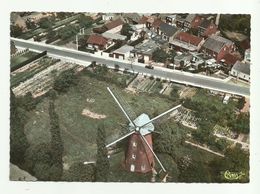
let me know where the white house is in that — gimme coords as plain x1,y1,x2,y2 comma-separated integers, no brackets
230,61,250,82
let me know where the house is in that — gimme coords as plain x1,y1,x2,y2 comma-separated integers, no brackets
131,40,160,63
102,32,127,41
138,16,149,25
158,22,179,41
123,13,141,24
174,53,193,66
101,13,115,21
165,15,177,26
113,45,134,60
150,18,163,32
198,19,218,37
200,35,235,62
183,14,202,31
169,32,204,52
129,24,148,41
86,34,112,50
221,53,241,69
104,18,124,33
230,61,250,82
175,14,187,28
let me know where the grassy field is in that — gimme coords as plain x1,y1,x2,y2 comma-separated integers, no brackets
23,69,221,181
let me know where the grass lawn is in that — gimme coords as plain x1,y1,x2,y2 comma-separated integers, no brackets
23,69,221,181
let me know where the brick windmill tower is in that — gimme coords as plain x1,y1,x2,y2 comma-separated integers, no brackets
106,87,181,175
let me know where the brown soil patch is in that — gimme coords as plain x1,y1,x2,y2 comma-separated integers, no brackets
82,108,107,119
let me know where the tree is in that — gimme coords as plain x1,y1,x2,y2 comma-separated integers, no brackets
10,90,29,165
25,19,37,30
62,162,95,181
95,123,109,182
53,69,78,93
121,23,132,39
10,24,23,37
230,112,249,134
178,159,212,182
152,48,168,63
78,14,93,28
48,90,64,180
209,146,249,182
38,17,52,29
237,97,246,110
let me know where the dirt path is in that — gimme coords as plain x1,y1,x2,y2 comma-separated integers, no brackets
185,140,225,157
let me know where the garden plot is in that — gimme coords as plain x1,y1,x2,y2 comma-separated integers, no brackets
179,87,197,99
126,75,163,94
12,60,82,97
11,50,39,70
170,107,200,129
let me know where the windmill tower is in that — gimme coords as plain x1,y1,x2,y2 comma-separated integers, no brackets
106,87,181,176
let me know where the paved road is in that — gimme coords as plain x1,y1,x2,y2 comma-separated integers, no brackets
11,38,250,97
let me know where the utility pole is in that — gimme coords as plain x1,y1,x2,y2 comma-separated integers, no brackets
128,55,135,74
76,28,85,50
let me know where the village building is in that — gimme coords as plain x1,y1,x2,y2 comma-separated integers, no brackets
169,32,204,52
112,45,134,60
230,61,250,82
158,22,179,41
102,31,127,41
198,19,218,38
200,35,235,62
165,15,177,26
86,34,113,50
104,18,124,34
183,14,202,31
131,40,160,63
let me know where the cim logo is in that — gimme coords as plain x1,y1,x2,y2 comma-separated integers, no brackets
223,170,245,180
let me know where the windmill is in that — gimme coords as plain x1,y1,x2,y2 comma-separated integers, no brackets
106,87,181,178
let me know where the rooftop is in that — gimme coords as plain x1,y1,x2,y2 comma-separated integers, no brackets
175,32,204,46
105,18,124,30
131,40,159,56
232,61,250,75
87,34,108,46
102,32,127,40
159,22,178,37
202,35,233,53
113,45,134,54
129,113,154,136
185,14,196,23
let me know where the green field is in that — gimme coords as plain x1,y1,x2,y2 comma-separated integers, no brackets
22,69,222,181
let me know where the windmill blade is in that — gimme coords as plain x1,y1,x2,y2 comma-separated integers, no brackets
140,133,166,172
106,130,135,148
107,87,136,127
140,104,182,128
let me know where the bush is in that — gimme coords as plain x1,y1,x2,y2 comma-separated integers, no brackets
53,69,78,93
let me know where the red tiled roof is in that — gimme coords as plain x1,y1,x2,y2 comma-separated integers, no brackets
175,32,203,46
222,53,241,65
138,16,148,24
86,34,108,46
105,18,124,30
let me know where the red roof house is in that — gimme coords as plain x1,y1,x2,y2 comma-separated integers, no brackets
86,34,111,50
104,18,124,33
169,32,204,52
